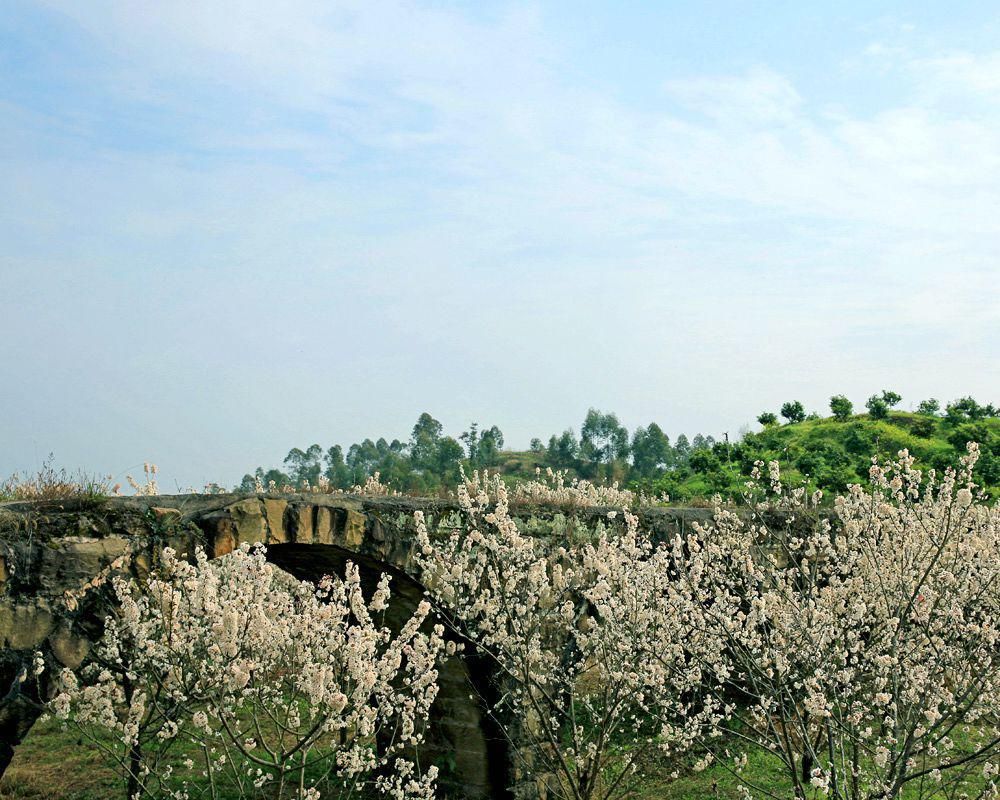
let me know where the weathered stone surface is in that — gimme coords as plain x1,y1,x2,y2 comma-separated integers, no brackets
343,510,366,548
209,516,236,557
48,626,89,668
288,504,314,544
150,507,181,521
262,499,288,543
229,499,266,545
314,506,334,545
0,602,54,649
39,536,130,587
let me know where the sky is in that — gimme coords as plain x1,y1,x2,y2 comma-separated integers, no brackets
2,1,999,490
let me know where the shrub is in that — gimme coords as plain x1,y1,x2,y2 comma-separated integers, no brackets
829,394,854,421
866,394,889,419
757,411,779,428
780,401,806,424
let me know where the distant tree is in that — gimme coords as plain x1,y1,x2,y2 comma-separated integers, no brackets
880,390,902,409
866,395,889,420
829,395,854,421
324,445,352,488
945,396,987,423
674,434,692,465
346,439,380,482
757,412,779,428
780,401,806,424
435,436,466,485
476,425,504,468
579,409,629,478
461,423,505,469
529,438,545,453
237,471,260,493
688,449,722,475
917,398,941,416
283,444,323,486
631,423,672,478
547,430,579,470
410,413,444,472
459,423,480,462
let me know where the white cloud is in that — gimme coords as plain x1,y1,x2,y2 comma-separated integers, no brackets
4,3,1000,483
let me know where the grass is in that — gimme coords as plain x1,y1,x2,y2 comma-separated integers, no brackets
0,718,119,800
629,743,792,799
13,716,995,800
0,455,112,503
3,711,385,800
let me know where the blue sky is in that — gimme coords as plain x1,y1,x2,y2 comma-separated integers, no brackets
2,1,999,489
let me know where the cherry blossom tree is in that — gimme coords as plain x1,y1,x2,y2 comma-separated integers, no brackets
674,444,1000,799
415,474,723,800
49,544,445,800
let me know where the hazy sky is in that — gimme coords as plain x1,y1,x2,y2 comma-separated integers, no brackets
2,1,999,490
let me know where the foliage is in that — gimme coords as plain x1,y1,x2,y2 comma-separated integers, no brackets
780,402,806,424
828,394,853,421
916,398,941,416
235,396,1000,504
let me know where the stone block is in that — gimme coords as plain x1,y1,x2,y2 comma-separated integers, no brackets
263,499,289,543
0,602,54,649
344,510,366,548
39,536,131,588
315,506,334,545
229,499,266,546
288,505,314,544
213,518,236,557
48,626,90,668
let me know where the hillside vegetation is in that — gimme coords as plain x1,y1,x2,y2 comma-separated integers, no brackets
239,393,1000,502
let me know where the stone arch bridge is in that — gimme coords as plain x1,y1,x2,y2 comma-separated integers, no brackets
0,494,711,799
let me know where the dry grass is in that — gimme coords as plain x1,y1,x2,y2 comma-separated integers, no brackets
0,718,119,800
0,455,112,502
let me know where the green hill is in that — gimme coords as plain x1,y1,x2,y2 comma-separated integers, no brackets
645,410,1000,503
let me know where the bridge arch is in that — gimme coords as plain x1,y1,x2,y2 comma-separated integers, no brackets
0,492,711,798
0,494,515,799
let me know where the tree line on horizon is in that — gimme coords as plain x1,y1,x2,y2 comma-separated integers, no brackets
238,393,1000,500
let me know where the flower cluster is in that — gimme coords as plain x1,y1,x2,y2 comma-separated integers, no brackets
124,463,159,496
460,466,639,509
50,544,444,800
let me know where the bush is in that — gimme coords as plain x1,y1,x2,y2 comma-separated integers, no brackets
780,401,806,424
829,394,853,421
